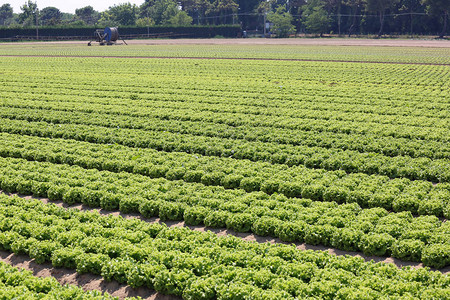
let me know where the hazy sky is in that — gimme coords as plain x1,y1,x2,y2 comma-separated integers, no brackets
5,1,144,14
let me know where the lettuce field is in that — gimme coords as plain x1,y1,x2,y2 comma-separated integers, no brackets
0,41,449,299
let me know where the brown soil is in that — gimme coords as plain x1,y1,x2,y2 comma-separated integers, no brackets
6,38,450,48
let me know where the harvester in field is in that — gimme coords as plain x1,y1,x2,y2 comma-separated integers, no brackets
88,27,127,46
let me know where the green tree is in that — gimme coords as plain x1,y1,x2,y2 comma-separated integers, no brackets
422,0,450,38
302,0,331,36
179,0,212,25
0,3,13,26
267,5,296,37
97,11,117,27
108,3,138,26
168,10,194,25
345,0,364,36
209,0,239,24
18,0,38,26
40,7,61,26
236,0,261,29
75,6,99,25
366,0,400,36
141,0,180,25
136,16,155,27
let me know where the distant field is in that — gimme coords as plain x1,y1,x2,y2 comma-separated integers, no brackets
1,38,450,64
0,41,449,299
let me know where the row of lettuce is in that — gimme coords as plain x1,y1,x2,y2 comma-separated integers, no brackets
0,156,449,268
2,84,448,134
0,261,126,299
0,195,448,299
2,44,450,64
3,103,448,165
2,54,448,93
3,93,448,146
1,111,449,186
3,69,448,121
0,132,448,218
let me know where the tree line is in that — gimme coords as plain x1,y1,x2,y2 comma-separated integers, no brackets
0,0,448,38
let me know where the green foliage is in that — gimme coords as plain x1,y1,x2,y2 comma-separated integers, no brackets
421,244,450,268
359,233,395,256
267,5,296,37
302,0,331,35
225,213,255,232
391,239,424,262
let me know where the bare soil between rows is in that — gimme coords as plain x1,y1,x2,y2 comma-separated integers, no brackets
0,192,448,299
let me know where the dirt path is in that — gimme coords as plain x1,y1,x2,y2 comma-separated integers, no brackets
4,38,450,48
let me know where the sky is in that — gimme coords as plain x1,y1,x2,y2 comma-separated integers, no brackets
4,0,144,14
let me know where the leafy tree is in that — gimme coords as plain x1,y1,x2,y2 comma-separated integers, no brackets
75,6,99,25
161,1,180,24
289,0,307,31
236,0,260,29
422,0,450,38
40,7,61,26
136,16,155,27
141,0,180,25
168,11,194,25
366,0,401,36
179,0,213,25
108,3,138,26
209,0,239,24
302,0,331,36
97,11,117,27
18,0,38,26
267,5,296,37
0,3,13,26
345,0,364,36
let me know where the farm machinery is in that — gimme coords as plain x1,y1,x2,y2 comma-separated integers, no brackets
88,27,127,46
